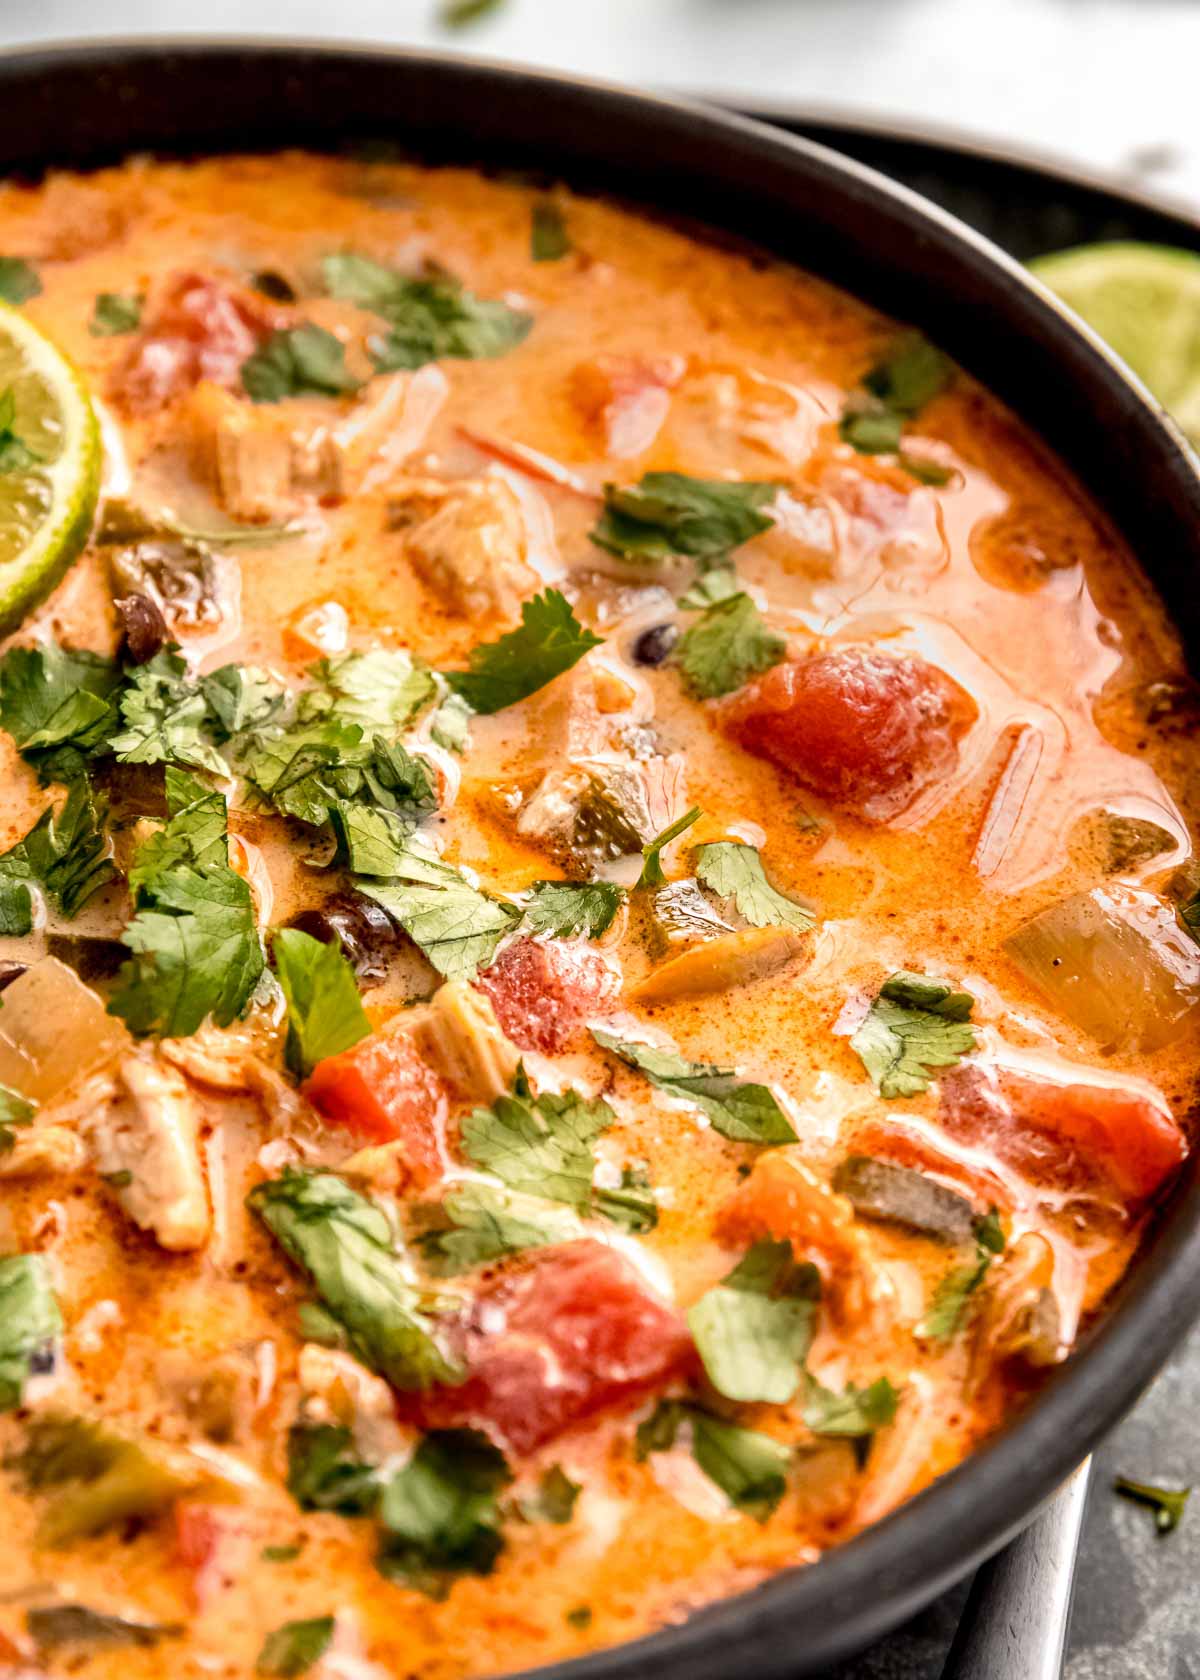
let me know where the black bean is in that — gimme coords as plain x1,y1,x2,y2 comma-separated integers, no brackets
115,592,168,665
632,623,678,667
288,891,399,983
0,962,27,993
251,269,297,303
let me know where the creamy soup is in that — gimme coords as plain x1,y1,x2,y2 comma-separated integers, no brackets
0,151,1195,1680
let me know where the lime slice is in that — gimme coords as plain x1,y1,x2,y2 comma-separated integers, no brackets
1030,242,1200,449
0,301,100,633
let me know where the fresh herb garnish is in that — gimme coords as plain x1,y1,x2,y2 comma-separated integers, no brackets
377,1429,511,1596
519,1464,580,1523
0,775,116,925
89,292,143,337
636,1401,790,1521
1114,1474,1191,1534
262,1542,304,1562
286,1423,382,1516
592,1164,658,1233
802,1374,900,1437
248,1169,462,1390
676,592,786,700
272,928,371,1079
0,1084,34,1153
918,1209,1005,1342
840,333,952,460
637,806,702,889
677,566,739,610
591,474,779,564
593,1030,797,1146
531,202,571,263
460,1068,615,1212
522,879,624,940
256,1615,335,1677
693,841,813,930
0,257,41,305
850,971,977,1098
688,1239,820,1403
438,0,506,25
0,1254,61,1411
242,324,361,403
0,641,121,782
110,649,230,776
429,689,473,754
357,839,519,981
415,1182,583,1275
443,589,602,715
323,252,532,371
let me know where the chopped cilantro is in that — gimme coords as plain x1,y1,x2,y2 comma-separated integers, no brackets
0,257,40,305
688,1239,820,1403
531,202,571,263
242,324,361,402
918,1210,1006,1342
592,1164,658,1233
272,928,370,1079
323,252,532,371
0,642,121,782
0,775,116,922
566,1606,593,1629
637,805,702,889
414,1182,583,1275
89,292,143,337
286,1423,382,1516
0,1254,61,1411
522,879,624,939
840,333,952,468
256,1615,335,1676
460,1068,615,1211
377,1429,511,1595
307,650,435,734
677,565,739,610
1114,1474,1190,1534
636,1401,790,1521
358,839,518,980
593,1030,796,1146
261,1542,304,1563
676,592,785,700
802,1374,900,1437
331,803,415,878
201,665,288,736
591,474,779,563
110,650,230,776
0,1084,34,1153
850,971,977,1098
444,589,602,714
693,841,813,930
429,689,473,754
248,1169,462,1391
519,1464,580,1523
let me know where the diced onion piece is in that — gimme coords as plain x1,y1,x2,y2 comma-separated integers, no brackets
0,958,129,1101
1006,885,1200,1051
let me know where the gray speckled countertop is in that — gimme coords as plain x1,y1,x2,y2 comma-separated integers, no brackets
819,1321,1200,1678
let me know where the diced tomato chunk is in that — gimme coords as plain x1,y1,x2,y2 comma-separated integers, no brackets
570,354,685,458
723,646,975,821
397,1240,693,1455
475,937,619,1054
304,1026,451,1185
113,273,281,413
174,1500,262,1610
939,1065,1186,1202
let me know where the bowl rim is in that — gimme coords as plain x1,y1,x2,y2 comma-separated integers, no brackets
3,36,1200,1677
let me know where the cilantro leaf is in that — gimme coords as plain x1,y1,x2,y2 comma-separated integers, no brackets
358,841,519,980
593,1030,796,1146
248,1169,462,1390
531,203,571,263
688,1239,820,1404
239,717,365,827
429,690,473,754
89,292,143,337
129,766,229,893
637,805,702,889
460,1072,615,1210
377,1429,511,1596
201,665,287,736
1114,1475,1191,1535
0,1254,61,1411
306,650,435,734
592,1164,658,1233
110,650,229,776
840,334,952,463
0,776,116,920
850,971,977,1098
324,253,532,372
917,1210,1006,1343
802,1374,900,1437
242,324,361,403
0,258,39,305
676,592,785,700
520,1465,580,1523
693,841,813,930
256,1615,335,1677
331,803,413,877
0,1084,35,1153
0,643,121,780
286,1422,382,1516
677,566,739,610
272,928,370,1079
591,474,779,563
0,878,31,936
523,879,624,939
636,1401,790,1521
414,1182,583,1275
444,589,602,715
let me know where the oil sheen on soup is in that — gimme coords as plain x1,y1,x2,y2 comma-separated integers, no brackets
0,152,1196,1680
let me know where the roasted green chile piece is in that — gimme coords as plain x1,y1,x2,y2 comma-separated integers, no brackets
645,876,733,954
832,1155,975,1244
12,1413,199,1545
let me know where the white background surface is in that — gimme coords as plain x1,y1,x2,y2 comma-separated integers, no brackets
0,0,1197,207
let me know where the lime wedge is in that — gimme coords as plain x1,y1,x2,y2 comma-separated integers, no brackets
0,301,100,633
1030,242,1200,449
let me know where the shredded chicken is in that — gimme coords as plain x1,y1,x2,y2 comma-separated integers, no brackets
87,1053,211,1251
389,473,538,624
419,981,521,1103
161,1020,304,1130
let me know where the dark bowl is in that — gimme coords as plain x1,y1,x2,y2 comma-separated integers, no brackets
7,37,1200,1679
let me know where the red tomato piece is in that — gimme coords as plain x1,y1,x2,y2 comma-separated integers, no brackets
475,937,619,1054
723,646,974,821
113,273,281,413
173,1500,262,1610
398,1240,693,1455
570,354,685,458
304,1027,452,1185
939,1065,1186,1203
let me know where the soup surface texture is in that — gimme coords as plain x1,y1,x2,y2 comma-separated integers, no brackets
0,152,1196,1680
